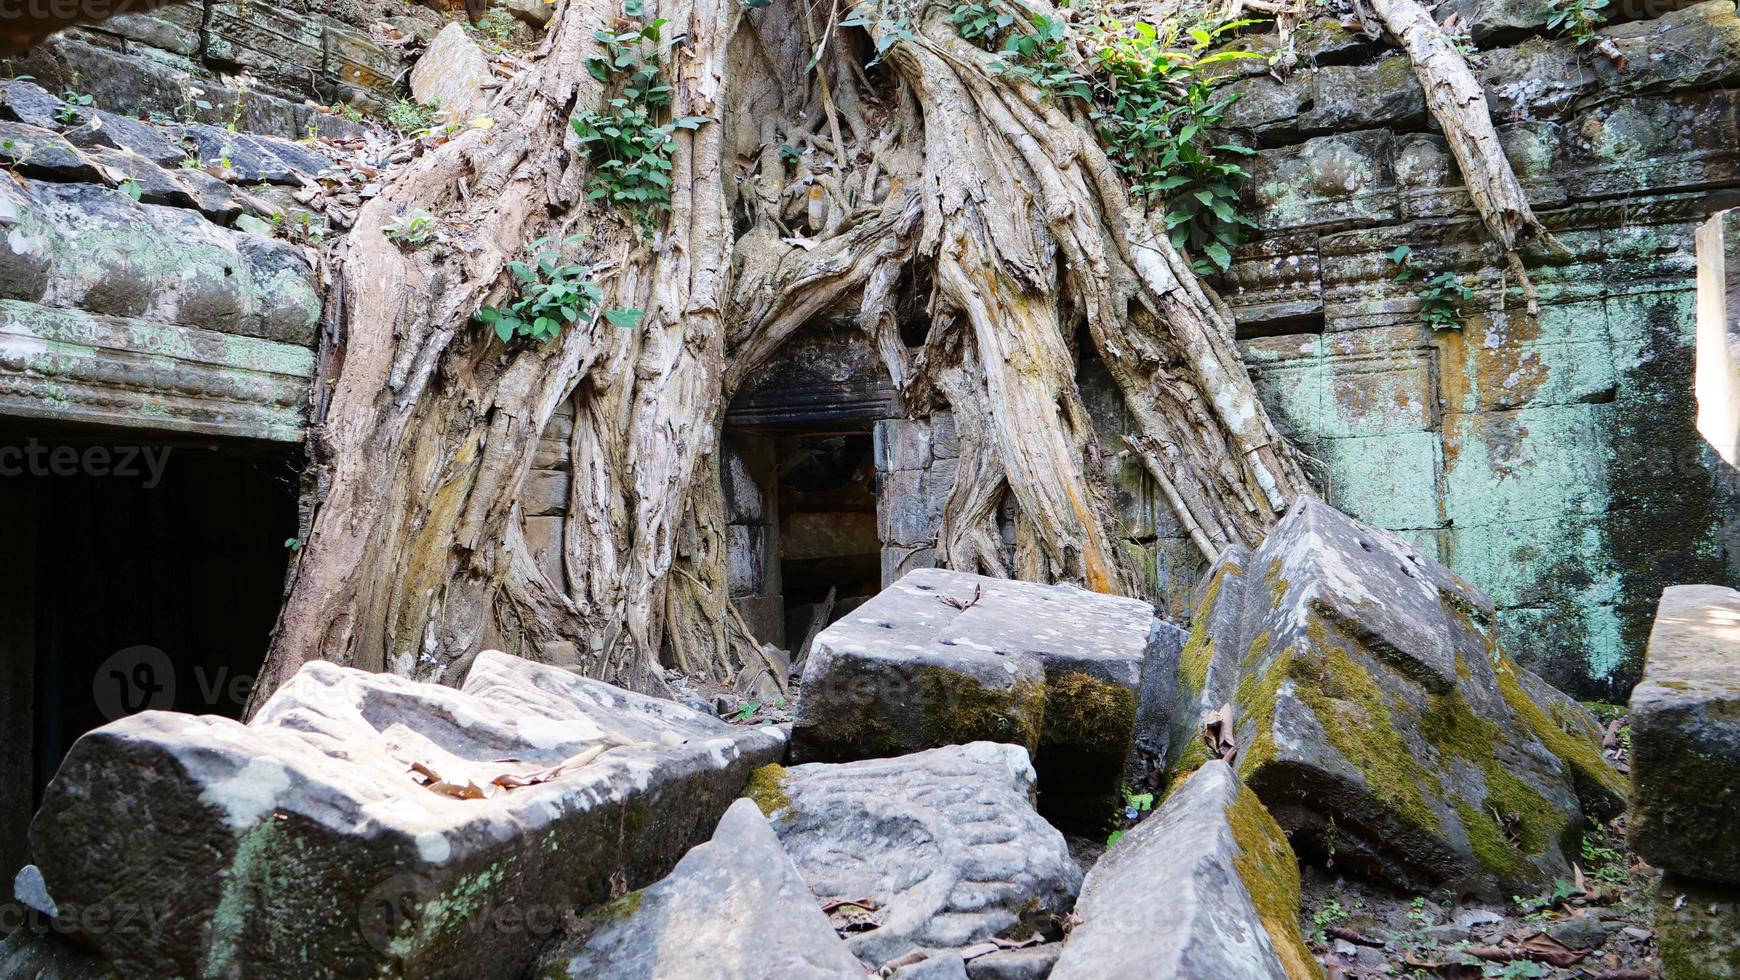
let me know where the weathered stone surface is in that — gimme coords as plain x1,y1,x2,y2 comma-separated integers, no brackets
1657,873,1740,979
1628,584,1740,884
26,652,786,979
1164,499,1625,896
69,109,186,167
410,23,497,127
538,799,865,978
0,80,72,130
749,742,1082,967
188,126,331,185
0,928,109,979
965,945,1061,979
204,2,408,107
507,0,556,26
791,568,1158,825
1051,761,1317,980
0,122,102,183
0,181,319,345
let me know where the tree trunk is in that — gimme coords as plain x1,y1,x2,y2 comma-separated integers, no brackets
250,0,1544,707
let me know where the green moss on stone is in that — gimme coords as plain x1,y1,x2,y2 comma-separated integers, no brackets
919,667,1044,751
1290,640,1442,834
1234,648,1294,782
1041,671,1138,753
743,764,792,819
1179,565,1233,700
1419,676,1568,877
1225,783,1324,980
1493,654,1628,805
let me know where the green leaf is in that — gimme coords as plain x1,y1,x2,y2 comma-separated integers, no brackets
606,307,647,329
1202,240,1231,271
1387,244,1412,264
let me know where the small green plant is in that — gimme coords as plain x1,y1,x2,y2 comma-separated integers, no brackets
475,236,645,343
330,101,366,123
1086,17,1262,272
56,88,93,124
1486,960,1547,979
989,13,1092,100
471,10,517,45
1417,271,1474,329
284,537,303,551
1310,899,1347,943
1545,0,1608,45
386,98,440,136
1408,896,1434,929
729,700,760,722
117,179,141,201
178,85,214,126
1103,784,1154,846
570,9,707,227
949,0,1013,46
384,210,439,246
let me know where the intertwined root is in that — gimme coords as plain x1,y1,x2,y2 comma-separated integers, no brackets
252,0,1544,704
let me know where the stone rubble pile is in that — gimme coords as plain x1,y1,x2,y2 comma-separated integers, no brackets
1627,584,1740,978
2,500,1645,979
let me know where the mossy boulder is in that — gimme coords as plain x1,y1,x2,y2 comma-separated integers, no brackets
25,652,786,978
1628,584,1740,884
1052,760,1320,980
791,568,1165,828
1165,499,1624,897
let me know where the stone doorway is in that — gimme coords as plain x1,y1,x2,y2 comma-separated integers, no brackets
0,421,300,899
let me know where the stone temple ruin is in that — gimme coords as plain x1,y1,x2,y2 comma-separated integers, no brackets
0,0,1735,976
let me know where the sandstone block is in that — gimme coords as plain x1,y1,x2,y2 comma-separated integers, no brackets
1628,584,1740,884
1160,498,1625,896
26,652,785,978
748,742,1082,967
539,799,865,978
1051,761,1317,980
791,569,1159,824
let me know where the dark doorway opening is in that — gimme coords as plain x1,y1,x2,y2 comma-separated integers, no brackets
775,432,881,644
0,420,299,898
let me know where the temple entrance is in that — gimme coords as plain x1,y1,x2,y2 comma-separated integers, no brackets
0,420,299,899
722,326,903,658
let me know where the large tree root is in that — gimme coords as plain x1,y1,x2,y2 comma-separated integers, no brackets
251,0,1553,705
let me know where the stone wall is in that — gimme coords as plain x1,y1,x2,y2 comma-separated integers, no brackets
688,1,1740,700
6,0,428,138
1211,0,1740,697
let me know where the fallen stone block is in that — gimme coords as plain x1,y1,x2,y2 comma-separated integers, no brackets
26,651,786,979
538,798,866,978
1159,498,1624,896
1050,760,1318,980
1656,873,1740,980
791,567,1161,827
410,23,496,127
1628,584,1740,885
748,742,1082,967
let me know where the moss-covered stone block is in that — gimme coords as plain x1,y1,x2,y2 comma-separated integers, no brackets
1167,499,1624,897
791,568,1165,829
1658,873,1740,980
1629,584,1740,884
25,652,786,978
1052,761,1321,980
